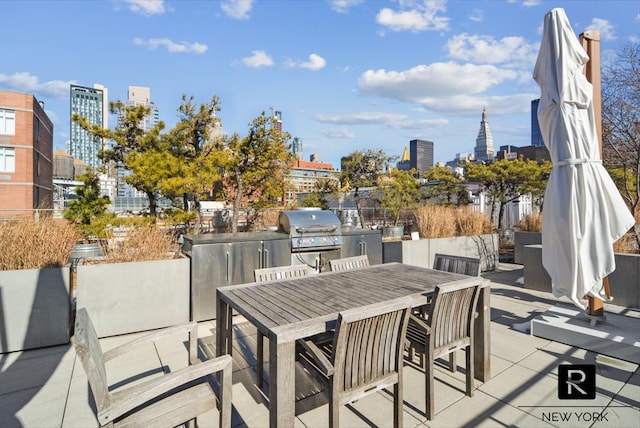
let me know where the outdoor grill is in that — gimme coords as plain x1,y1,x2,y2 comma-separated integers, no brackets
277,208,343,272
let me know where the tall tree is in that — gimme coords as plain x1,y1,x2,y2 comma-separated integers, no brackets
73,102,167,217
163,95,225,225
301,177,339,210
601,41,639,247
422,166,469,205
222,112,294,232
340,149,394,227
465,158,550,229
377,169,421,226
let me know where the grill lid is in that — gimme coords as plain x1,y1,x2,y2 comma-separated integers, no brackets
278,209,343,250
278,209,342,235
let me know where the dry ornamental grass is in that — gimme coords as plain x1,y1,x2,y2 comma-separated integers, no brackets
99,225,179,264
413,204,493,239
0,218,81,270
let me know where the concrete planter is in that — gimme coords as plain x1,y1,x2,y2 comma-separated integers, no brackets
514,231,541,264
523,244,640,309
0,267,71,353
383,233,499,272
75,257,190,338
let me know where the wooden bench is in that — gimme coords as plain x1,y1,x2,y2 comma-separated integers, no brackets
328,255,370,271
74,308,232,428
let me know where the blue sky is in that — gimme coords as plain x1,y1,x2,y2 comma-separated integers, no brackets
1,0,638,168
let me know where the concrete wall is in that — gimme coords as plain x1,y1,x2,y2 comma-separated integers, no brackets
383,234,499,272
523,244,640,309
0,267,70,353
75,257,190,338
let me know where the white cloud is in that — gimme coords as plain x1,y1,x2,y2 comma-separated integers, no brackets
287,53,327,71
221,0,254,19
468,9,483,23
321,128,356,139
585,18,616,41
358,62,518,104
133,38,208,53
507,0,540,6
124,0,165,15
376,0,449,32
313,112,447,130
445,33,538,67
420,93,538,116
242,50,274,68
329,0,364,14
0,72,74,99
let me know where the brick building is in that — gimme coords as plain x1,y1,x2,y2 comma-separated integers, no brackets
0,90,54,217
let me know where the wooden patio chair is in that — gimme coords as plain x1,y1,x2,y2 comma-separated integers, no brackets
429,253,480,372
297,297,412,428
73,308,232,428
433,253,481,277
253,264,312,387
328,255,369,272
405,282,481,420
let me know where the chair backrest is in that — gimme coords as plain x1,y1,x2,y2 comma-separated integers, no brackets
74,308,112,413
329,255,370,272
331,297,412,398
427,282,480,354
433,253,480,276
254,264,312,282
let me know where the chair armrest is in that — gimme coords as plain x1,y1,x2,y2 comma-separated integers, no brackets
298,338,334,376
104,322,198,364
100,354,232,424
409,314,431,335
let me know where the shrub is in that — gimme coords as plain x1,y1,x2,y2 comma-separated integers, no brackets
0,218,81,270
456,207,494,236
413,204,456,238
96,225,179,264
518,213,543,232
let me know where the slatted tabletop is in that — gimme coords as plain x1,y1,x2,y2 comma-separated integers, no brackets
215,262,490,428
218,263,477,340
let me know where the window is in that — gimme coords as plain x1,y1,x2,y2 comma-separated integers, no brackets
0,147,15,172
0,109,16,135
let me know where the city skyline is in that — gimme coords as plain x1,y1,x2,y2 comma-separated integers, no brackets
1,0,638,168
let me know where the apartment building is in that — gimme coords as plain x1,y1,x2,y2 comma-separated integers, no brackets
0,90,54,217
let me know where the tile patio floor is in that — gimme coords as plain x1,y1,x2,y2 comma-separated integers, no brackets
1,263,638,427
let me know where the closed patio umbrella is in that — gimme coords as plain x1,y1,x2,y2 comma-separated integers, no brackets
533,8,635,310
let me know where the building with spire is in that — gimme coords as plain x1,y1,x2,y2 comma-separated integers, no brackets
473,107,495,162
396,145,411,171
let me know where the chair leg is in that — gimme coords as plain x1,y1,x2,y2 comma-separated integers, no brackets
394,382,403,428
329,383,339,428
466,345,475,397
425,352,435,420
257,331,264,387
449,352,457,373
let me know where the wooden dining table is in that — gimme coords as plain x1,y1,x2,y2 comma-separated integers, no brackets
215,262,491,428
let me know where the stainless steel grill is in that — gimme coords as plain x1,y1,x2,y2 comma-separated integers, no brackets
278,208,343,252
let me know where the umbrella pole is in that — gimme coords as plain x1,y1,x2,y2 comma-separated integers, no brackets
580,30,609,319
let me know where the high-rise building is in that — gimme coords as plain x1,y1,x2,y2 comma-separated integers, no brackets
409,139,434,175
291,137,303,159
126,86,159,131
69,84,108,170
474,107,495,162
0,90,54,217
531,99,544,147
